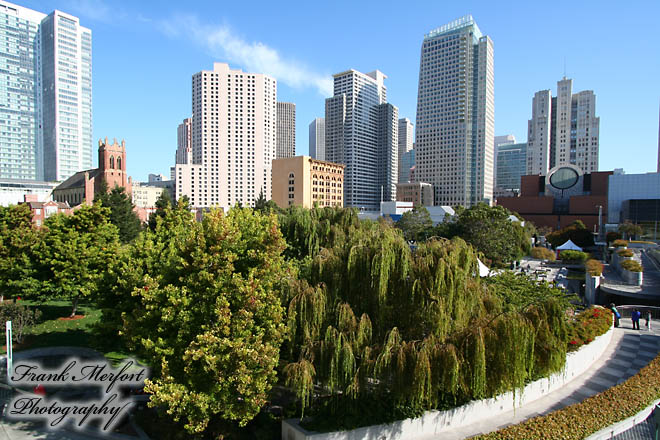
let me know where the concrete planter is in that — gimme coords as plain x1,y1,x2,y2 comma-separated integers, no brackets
585,273,601,305
282,326,614,440
621,268,643,286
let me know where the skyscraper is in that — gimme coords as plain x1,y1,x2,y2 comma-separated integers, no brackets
175,117,192,165
175,63,276,209
325,69,398,210
415,15,494,207
398,118,413,183
0,1,92,182
309,117,325,160
527,77,599,175
276,102,295,158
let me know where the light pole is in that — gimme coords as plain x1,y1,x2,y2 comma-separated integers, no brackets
595,205,603,242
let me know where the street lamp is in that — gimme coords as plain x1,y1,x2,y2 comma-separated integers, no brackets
595,205,603,242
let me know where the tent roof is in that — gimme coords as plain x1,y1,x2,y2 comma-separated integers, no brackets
557,239,582,251
477,258,490,277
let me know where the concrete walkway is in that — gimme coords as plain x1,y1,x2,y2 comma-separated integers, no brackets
424,318,660,439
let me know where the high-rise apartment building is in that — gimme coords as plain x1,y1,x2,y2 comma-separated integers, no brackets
0,1,92,182
415,15,494,207
175,117,192,165
309,117,325,160
398,118,413,183
325,69,398,210
527,77,599,175
175,63,276,209
276,102,295,158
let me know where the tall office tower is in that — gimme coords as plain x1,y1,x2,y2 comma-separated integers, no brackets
0,1,91,181
527,77,599,175
309,117,325,160
415,16,494,207
175,117,192,165
398,118,413,183
325,69,398,210
495,141,527,197
276,102,295,158
175,63,276,209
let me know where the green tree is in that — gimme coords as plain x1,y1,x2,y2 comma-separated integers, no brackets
35,204,120,317
396,205,433,242
618,221,643,240
103,206,291,434
546,220,595,248
97,185,142,243
0,204,40,301
147,188,173,231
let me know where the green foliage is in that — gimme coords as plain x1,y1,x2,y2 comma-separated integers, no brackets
612,239,629,248
0,302,41,343
97,185,142,243
618,221,643,239
616,248,633,258
585,259,603,276
33,204,120,317
0,204,41,300
566,307,612,352
606,231,622,243
530,247,555,261
621,260,643,272
396,206,433,242
147,188,173,231
558,250,589,262
103,206,291,434
546,221,595,248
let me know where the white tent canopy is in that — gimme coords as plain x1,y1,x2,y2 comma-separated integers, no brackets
477,258,491,277
557,240,582,251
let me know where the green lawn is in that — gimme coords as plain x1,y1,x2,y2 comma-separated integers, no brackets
2,299,145,366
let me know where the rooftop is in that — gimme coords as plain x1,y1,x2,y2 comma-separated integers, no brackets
425,15,482,40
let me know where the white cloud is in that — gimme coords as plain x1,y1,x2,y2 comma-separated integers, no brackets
161,15,333,97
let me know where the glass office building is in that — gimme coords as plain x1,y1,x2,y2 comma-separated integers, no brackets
495,142,527,196
0,1,91,182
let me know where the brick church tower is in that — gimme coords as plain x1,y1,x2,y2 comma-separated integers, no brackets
95,137,131,195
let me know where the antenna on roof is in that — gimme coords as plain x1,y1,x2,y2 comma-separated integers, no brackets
563,57,567,79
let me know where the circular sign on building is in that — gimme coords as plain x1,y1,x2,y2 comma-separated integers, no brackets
549,167,580,190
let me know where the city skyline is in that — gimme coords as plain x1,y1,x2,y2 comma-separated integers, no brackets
15,0,660,182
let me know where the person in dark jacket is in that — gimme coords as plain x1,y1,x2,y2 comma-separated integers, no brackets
631,309,642,330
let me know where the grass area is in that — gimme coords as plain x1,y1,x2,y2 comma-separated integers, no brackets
566,269,586,280
2,299,145,366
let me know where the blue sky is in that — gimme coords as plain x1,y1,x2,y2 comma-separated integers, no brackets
30,0,660,181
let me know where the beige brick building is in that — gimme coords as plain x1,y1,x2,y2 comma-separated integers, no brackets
396,182,433,206
272,156,344,208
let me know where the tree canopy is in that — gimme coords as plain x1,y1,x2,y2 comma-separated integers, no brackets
396,205,433,242
0,204,40,301
97,185,142,243
546,220,595,248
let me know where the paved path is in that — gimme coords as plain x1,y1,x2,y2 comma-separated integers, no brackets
601,249,660,299
423,318,660,440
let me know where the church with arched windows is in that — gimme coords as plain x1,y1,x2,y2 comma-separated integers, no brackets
52,138,132,207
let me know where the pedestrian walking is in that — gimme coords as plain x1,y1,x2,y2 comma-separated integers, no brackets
610,303,620,328
631,308,641,330
646,311,652,331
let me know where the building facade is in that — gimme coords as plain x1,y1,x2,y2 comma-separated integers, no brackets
495,142,527,197
175,63,276,209
608,171,660,225
175,117,192,165
0,179,58,206
400,149,415,183
272,156,344,208
309,117,325,160
415,15,494,207
0,1,92,182
396,182,433,206
325,69,398,210
276,102,296,158
527,77,599,176
398,118,414,183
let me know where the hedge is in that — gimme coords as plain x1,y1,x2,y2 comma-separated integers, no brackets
472,339,660,440
585,259,603,276
612,239,629,248
559,250,588,262
616,248,633,258
621,260,643,272
565,307,612,352
531,247,555,261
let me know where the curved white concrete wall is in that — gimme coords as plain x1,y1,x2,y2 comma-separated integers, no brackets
282,325,614,440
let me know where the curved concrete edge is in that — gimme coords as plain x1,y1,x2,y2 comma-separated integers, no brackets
282,325,614,440
583,398,660,440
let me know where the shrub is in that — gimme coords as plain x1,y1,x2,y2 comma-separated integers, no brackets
565,306,612,352
621,260,643,272
473,347,660,440
616,249,633,258
0,302,41,344
612,239,628,248
585,259,603,276
606,231,621,244
530,247,555,261
559,250,588,262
